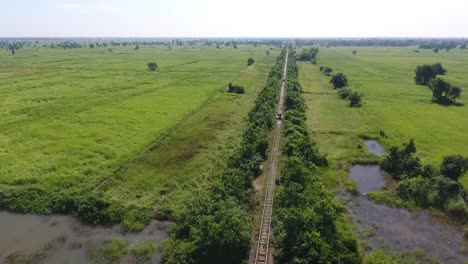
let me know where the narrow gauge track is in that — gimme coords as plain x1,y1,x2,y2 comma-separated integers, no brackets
253,48,288,264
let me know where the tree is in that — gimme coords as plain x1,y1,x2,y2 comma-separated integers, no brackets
414,65,435,85
414,63,446,86
460,44,467,49
433,48,439,53
428,78,461,104
348,92,362,107
431,63,446,75
352,50,357,55
330,73,348,89
89,43,95,48
233,44,237,49
266,50,270,56
147,62,158,71
135,44,140,50
11,49,15,55
247,58,255,66
440,155,468,181
323,67,333,76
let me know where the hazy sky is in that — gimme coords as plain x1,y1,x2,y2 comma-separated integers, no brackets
2,0,468,37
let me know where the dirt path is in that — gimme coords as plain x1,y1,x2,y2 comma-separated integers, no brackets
250,48,288,264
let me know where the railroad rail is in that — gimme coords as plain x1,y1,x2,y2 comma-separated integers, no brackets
253,48,288,264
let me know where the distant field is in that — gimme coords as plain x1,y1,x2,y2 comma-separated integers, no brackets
298,47,468,186
0,45,277,209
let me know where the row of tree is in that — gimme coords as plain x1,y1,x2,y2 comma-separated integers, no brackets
319,66,363,107
272,51,360,263
161,49,288,264
381,140,468,219
414,63,462,105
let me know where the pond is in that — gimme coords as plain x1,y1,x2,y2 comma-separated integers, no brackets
364,140,386,156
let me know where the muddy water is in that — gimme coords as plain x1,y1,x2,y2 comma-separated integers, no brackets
0,211,170,263
347,160,467,262
345,197,467,264
349,165,386,194
364,140,386,156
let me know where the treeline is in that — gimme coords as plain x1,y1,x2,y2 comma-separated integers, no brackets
294,38,468,48
414,63,463,105
318,66,362,107
272,50,360,263
161,49,287,264
381,140,468,220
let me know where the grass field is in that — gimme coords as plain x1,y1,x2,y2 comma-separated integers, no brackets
0,44,277,216
298,47,468,188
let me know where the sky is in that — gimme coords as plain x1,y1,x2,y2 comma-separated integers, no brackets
2,0,468,38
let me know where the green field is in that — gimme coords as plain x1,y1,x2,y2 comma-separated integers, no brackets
298,47,468,187
0,45,277,217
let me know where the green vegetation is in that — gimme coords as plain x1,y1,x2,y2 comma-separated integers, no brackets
297,47,319,61
272,50,359,263
298,46,468,179
227,82,246,94
147,62,158,71
103,239,128,263
363,249,439,264
380,140,468,220
247,58,255,66
130,241,157,263
0,44,277,226
330,72,348,89
162,49,287,264
414,63,446,85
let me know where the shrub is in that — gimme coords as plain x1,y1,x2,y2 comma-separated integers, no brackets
122,206,151,232
445,198,468,219
247,58,255,66
323,66,333,76
147,62,158,71
103,238,128,263
76,194,115,225
131,241,157,263
227,82,246,94
348,92,362,107
440,154,468,181
338,88,351,99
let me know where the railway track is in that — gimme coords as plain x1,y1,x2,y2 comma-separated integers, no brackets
253,48,288,264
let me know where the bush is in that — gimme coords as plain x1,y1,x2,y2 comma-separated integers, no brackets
122,206,151,232
247,58,255,66
131,241,157,263
76,194,119,225
348,92,362,107
227,82,246,94
338,88,351,99
440,154,468,181
147,62,158,71
103,238,128,263
323,66,333,76
445,198,468,219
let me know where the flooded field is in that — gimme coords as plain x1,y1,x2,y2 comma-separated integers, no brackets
345,142,467,263
364,140,387,156
345,196,467,264
0,211,170,264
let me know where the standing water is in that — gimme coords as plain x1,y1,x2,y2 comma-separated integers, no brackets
0,211,170,263
364,140,387,156
344,141,467,263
